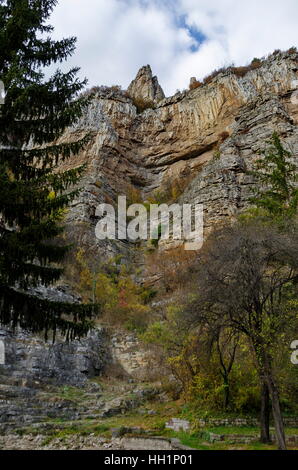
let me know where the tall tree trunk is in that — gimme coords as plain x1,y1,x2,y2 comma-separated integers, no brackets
266,375,287,450
260,381,271,443
223,375,230,410
254,342,286,449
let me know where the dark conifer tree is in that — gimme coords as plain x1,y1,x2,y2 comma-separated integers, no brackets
0,0,95,339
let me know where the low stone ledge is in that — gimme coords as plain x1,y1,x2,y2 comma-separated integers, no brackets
119,436,195,451
197,417,298,428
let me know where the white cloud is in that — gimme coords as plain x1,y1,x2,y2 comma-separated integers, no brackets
179,0,298,64
48,0,298,96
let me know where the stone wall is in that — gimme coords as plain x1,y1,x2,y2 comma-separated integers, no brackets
119,436,193,450
197,417,298,427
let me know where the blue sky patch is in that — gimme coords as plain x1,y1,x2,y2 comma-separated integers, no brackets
176,14,206,52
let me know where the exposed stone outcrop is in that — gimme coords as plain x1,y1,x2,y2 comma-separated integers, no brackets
110,332,153,380
127,65,165,104
0,434,194,450
0,326,106,387
0,322,105,434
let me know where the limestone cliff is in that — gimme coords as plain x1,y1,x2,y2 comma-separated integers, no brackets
59,50,298,260
1,50,298,444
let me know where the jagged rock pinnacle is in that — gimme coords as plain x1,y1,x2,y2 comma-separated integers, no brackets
127,65,165,104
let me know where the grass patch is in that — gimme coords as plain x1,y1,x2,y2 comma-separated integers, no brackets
40,422,111,445
55,386,87,404
207,426,258,435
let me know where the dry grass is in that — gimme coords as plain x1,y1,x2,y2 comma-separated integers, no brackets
202,58,263,85
189,80,203,91
203,67,229,85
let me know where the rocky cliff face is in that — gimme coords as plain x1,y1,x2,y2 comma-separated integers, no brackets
0,326,106,387
1,50,298,446
0,322,106,432
59,50,298,260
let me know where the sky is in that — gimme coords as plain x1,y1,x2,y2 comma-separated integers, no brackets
49,0,298,97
